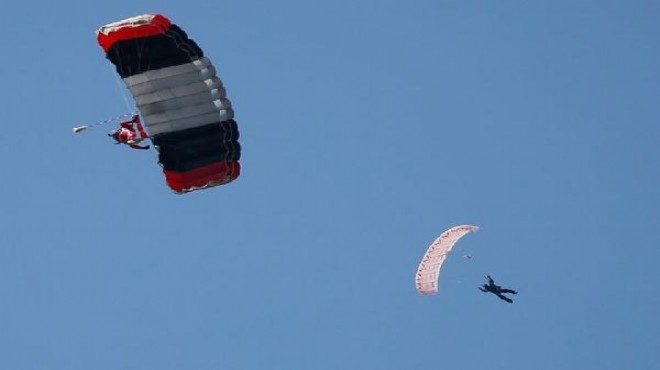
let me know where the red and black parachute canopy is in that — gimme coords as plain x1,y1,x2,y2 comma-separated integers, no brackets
97,14,240,193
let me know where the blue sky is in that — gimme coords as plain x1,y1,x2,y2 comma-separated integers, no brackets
0,1,658,369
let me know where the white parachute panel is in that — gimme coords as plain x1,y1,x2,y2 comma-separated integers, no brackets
415,225,479,295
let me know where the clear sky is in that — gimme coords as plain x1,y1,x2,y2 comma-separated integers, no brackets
0,1,658,369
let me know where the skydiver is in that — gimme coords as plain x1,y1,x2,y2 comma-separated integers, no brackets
479,275,517,303
108,115,150,150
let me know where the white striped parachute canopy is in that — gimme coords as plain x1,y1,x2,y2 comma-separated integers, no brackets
97,14,240,193
415,225,479,295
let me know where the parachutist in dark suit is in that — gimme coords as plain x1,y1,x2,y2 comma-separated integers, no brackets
479,275,517,303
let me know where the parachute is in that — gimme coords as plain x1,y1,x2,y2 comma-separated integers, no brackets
415,225,479,295
96,14,241,193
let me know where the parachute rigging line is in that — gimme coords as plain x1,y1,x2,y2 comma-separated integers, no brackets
73,111,138,133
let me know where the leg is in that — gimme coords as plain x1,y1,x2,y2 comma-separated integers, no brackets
495,292,513,303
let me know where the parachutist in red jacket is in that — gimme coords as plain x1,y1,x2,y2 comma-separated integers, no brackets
479,275,517,303
108,115,150,150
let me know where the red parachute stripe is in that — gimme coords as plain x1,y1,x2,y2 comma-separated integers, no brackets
97,14,171,52
164,161,240,193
